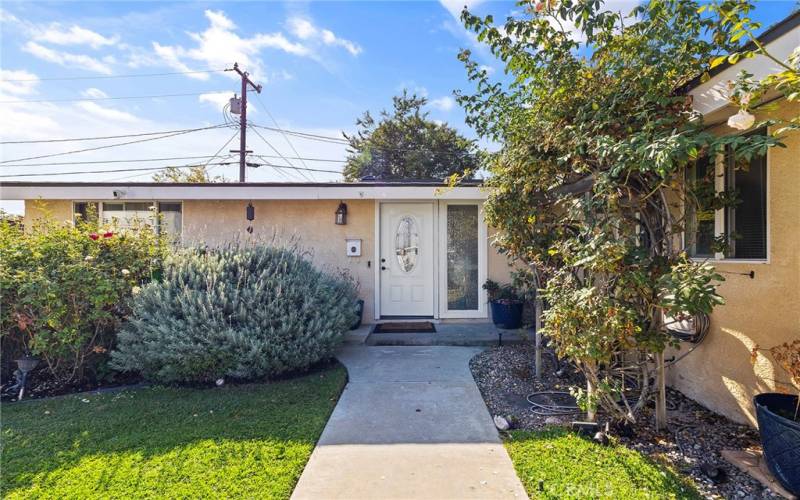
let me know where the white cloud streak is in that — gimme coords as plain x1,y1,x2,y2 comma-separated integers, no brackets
287,17,362,56
23,41,115,74
33,24,119,49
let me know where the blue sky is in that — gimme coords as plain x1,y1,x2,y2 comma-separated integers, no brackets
0,1,796,213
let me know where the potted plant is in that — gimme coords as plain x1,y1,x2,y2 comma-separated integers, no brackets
483,279,524,329
751,340,800,495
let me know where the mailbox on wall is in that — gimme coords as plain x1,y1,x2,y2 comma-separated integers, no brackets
346,239,361,257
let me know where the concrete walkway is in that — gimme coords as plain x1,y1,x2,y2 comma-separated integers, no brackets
292,346,528,500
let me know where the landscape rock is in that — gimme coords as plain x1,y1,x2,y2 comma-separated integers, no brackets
493,415,510,431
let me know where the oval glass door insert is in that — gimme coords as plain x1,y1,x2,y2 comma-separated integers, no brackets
395,216,419,272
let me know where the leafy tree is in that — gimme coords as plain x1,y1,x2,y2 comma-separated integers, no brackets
456,0,783,426
343,90,478,181
152,165,223,183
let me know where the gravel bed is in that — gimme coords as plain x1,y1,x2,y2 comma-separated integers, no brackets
470,343,783,499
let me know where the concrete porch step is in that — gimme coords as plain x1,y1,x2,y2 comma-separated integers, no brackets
364,324,528,347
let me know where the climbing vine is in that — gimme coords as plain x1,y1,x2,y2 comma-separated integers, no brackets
456,0,782,425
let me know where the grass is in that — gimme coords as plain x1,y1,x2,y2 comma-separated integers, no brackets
1,364,347,499
504,428,701,500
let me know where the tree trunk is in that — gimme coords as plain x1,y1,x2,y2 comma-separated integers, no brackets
655,351,668,430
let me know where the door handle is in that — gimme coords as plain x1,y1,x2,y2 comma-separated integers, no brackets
381,266,386,270
381,258,386,263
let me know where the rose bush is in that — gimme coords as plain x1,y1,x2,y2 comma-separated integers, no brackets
0,208,168,387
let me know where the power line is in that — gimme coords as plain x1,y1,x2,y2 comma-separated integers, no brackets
0,91,229,105
250,156,343,175
0,154,346,168
202,130,240,176
252,93,317,181
0,158,341,179
0,124,226,164
248,124,312,182
249,123,477,158
250,124,349,144
0,156,220,168
0,69,227,82
0,162,236,178
1,127,233,145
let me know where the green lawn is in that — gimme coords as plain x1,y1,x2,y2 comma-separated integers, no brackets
1,365,347,499
505,428,701,500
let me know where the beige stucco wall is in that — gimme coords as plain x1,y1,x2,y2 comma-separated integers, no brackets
666,100,800,425
23,199,73,228
183,199,377,322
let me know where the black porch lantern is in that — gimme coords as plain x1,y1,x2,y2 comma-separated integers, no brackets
335,202,347,225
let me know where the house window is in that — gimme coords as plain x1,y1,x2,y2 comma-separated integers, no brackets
73,202,98,225
102,202,155,230
446,204,480,311
686,156,715,258
725,128,768,260
76,201,182,239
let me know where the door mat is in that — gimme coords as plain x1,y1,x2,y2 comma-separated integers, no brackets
372,322,436,334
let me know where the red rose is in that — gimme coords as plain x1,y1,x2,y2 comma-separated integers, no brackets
89,233,99,240
103,231,114,238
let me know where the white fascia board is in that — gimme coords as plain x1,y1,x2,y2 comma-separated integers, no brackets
690,27,799,117
0,184,489,201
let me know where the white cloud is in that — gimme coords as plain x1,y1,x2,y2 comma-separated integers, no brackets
198,91,236,112
0,8,19,23
478,64,495,75
81,87,109,99
33,24,119,49
287,17,362,56
23,41,114,74
430,96,455,112
0,69,39,96
75,101,140,123
151,10,310,82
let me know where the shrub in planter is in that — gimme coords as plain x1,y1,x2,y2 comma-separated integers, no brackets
483,279,526,329
111,244,359,383
0,210,167,387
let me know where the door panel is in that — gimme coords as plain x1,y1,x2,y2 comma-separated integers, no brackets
380,203,434,316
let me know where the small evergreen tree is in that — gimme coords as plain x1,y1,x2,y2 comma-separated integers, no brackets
111,244,358,383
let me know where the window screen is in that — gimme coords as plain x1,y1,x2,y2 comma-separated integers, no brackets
726,129,767,260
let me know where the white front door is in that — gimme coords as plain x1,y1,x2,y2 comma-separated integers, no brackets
379,203,434,316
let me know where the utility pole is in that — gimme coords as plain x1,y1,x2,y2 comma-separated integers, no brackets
227,62,262,182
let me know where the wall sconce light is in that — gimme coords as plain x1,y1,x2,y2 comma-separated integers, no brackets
246,202,255,234
335,201,347,225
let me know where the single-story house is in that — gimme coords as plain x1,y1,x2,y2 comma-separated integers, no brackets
2,181,513,325
2,12,797,427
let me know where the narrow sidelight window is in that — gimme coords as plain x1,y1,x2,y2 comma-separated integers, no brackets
446,204,479,310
